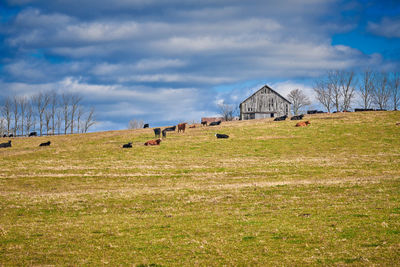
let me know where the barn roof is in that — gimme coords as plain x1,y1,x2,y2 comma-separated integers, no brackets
240,85,292,105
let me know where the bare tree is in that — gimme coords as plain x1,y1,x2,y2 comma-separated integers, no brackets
19,96,28,136
358,69,375,109
128,119,144,129
76,106,84,133
327,70,342,112
56,108,63,135
83,107,96,133
313,80,333,112
70,94,82,134
12,96,20,136
45,109,52,135
25,101,34,135
390,72,400,111
287,89,311,115
339,70,356,111
49,90,58,135
62,94,71,134
218,103,235,121
372,72,391,110
33,92,50,136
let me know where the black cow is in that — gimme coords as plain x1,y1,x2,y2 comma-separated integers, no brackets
122,142,132,148
2,134,6,138
215,134,229,139
163,126,176,132
143,124,149,128
29,132,37,137
209,121,221,126
354,108,374,112
154,128,161,138
291,114,304,120
162,129,167,138
274,115,287,121
39,141,51,147
201,121,207,126
8,134,13,137
0,140,11,148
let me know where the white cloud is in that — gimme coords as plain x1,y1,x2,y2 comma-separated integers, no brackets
368,17,400,38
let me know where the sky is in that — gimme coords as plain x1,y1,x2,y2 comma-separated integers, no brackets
1,0,399,131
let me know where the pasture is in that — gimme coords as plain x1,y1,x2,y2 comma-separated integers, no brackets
0,111,399,265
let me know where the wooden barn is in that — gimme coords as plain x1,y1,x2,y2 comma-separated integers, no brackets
239,85,291,120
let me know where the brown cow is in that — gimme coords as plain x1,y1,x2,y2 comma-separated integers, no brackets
177,123,187,133
295,121,311,127
144,139,162,146
189,125,196,128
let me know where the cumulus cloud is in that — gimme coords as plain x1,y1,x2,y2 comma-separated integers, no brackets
1,0,398,130
368,17,400,38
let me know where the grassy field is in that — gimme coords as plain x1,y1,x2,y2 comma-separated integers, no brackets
0,111,399,266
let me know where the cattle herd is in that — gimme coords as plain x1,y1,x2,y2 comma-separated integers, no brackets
5,112,371,150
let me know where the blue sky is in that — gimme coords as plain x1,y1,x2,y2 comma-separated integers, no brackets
1,0,399,131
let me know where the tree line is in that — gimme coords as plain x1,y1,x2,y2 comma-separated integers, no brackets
313,70,399,113
287,70,400,115
0,91,96,137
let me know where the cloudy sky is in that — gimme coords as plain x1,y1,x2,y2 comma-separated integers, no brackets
1,0,399,131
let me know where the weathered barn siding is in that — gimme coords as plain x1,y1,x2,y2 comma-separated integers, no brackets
240,85,291,120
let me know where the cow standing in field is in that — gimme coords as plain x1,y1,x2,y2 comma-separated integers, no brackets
154,128,161,138
178,123,187,133
143,124,149,128
295,121,311,127
144,139,162,146
0,140,11,148
29,132,37,137
201,121,207,126
39,141,51,146
162,129,167,139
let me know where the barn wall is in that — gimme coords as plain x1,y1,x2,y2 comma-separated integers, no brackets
240,87,290,120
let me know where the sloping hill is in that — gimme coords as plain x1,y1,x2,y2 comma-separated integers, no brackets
1,111,400,265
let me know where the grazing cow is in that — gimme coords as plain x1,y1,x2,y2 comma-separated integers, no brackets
177,123,187,133
215,133,229,139
274,115,287,121
162,129,167,138
143,124,149,128
355,108,374,112
201,121,207,126
209,121,221,126
2,134,6,138
307,110,325,114
295,121,311,127
189,125,196,128
29,132,37,137
39,141,51,146
154,128,161,138
163,126,176,132
122,142,132,148
291,114,304,120
0,140,11,148
8,134,13,138
144,139,162,146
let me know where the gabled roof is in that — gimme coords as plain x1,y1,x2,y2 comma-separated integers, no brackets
240,85,292,105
